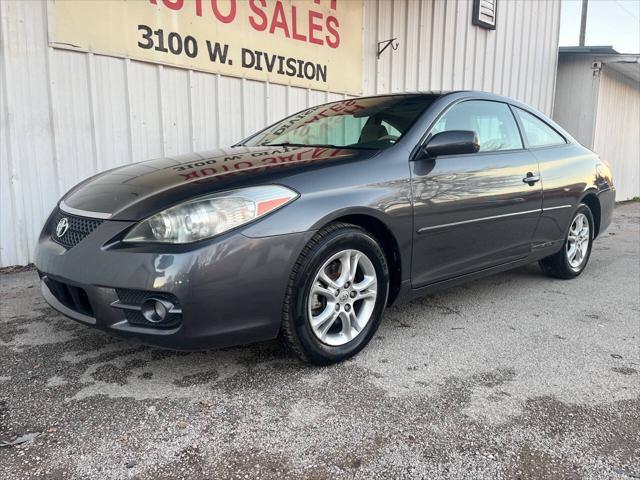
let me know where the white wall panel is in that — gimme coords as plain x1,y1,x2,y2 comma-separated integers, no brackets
92,55,131,171
160,67,191,157
50,49,96,190
0,0,561,266
553,55,600,149
1,0,59,265
128,61,164,162
190,72,220,151
594,68,640,201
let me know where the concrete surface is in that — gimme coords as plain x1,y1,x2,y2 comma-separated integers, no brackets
1,203,638,480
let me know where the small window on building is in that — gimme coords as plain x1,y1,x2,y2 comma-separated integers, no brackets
472,0,497,30
514,108,566,148
431,100,522,153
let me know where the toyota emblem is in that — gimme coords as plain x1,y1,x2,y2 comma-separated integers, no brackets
56,217,69,238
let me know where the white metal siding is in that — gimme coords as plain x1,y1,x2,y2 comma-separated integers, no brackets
552,55,600,149
362,0,561,111
593,67,640,201
0,0,561,266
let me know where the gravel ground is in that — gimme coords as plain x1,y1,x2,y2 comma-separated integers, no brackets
1,202,638,480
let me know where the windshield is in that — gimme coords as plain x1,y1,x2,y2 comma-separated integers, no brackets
242,95,439,150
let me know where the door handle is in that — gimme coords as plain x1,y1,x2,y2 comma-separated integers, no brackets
523,173,540,185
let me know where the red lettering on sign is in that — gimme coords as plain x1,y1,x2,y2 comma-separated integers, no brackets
210,0,236,23
148,0,343,49
290,6,307,42
308,11,323,45
269,2,290,38
326,15,339,48
314,0,337,10
248,0,268,31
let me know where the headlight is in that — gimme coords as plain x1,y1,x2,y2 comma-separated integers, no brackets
123,185,298,244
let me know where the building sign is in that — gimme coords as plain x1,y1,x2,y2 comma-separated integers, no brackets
47,0,363,94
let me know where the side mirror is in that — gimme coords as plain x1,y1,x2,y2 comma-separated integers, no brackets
421,130,480,158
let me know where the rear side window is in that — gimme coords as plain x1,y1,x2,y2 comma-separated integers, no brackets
515,107,566,148
431,100,523,152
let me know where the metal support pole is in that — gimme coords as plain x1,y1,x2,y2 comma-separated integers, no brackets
579,0,588,46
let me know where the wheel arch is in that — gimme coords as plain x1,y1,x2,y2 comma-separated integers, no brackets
579,190,602,238
325,212,403,306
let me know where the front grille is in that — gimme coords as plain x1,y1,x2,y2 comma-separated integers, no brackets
44,277,94,317
50,209,103,249
115,289,182,329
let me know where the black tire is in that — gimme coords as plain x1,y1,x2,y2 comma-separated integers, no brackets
280,222,389,365
539,203,595,279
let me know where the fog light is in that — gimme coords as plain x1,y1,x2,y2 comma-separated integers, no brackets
141,298,174,323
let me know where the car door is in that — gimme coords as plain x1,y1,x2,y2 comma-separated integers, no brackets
410,99,542,287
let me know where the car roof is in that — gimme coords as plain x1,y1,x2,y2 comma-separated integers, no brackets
352,91,574,140
352,90,520,105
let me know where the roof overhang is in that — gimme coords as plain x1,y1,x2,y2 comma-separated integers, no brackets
604,57,640,84
559,46,640,84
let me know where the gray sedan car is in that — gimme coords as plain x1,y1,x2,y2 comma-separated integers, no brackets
35,91,615,364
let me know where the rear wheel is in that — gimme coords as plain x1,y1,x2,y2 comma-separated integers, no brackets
280,223,389,365
539,203,594,279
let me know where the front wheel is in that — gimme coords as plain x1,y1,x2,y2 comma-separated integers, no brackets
539,203,594,279
280,223,389,365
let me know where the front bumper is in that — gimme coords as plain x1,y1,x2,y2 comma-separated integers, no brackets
35,214,314,350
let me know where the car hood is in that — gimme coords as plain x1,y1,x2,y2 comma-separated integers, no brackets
61,145,378,221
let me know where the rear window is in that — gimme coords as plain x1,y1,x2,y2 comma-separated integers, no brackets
515,107,566,148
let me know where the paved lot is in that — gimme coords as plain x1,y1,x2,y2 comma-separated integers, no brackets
1,203,639,480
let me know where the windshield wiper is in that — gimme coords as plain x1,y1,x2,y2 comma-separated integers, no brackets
260,142,309,147
261,142,377,150
307,143,378,150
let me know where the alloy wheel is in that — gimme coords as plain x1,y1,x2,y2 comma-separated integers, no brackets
566,212,590,270
307,249,378,346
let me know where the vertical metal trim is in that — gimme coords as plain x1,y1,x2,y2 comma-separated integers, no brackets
414,0,423,89
402,0,410,91
123,58,135,164
428,0,436,90
374,0,380,94
389,0,395,92
214,73,221,146
440,0,448,89
156,64,166,158
240,77,246,137
41,0,61,198
549,0,562,115
187,69,196,151
85,53,100,172
263,80,269,126
285,84,290,115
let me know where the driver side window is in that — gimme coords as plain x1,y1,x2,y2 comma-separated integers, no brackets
431,100,523,152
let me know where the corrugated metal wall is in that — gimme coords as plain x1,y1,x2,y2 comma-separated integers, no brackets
0,0,561,266
362,0,560,112
553,55,600,149
593,67,640,201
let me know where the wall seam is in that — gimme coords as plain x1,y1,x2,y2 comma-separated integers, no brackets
156,65,166,158
86,53,100,172
187,69,196,151
123,59,135,164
